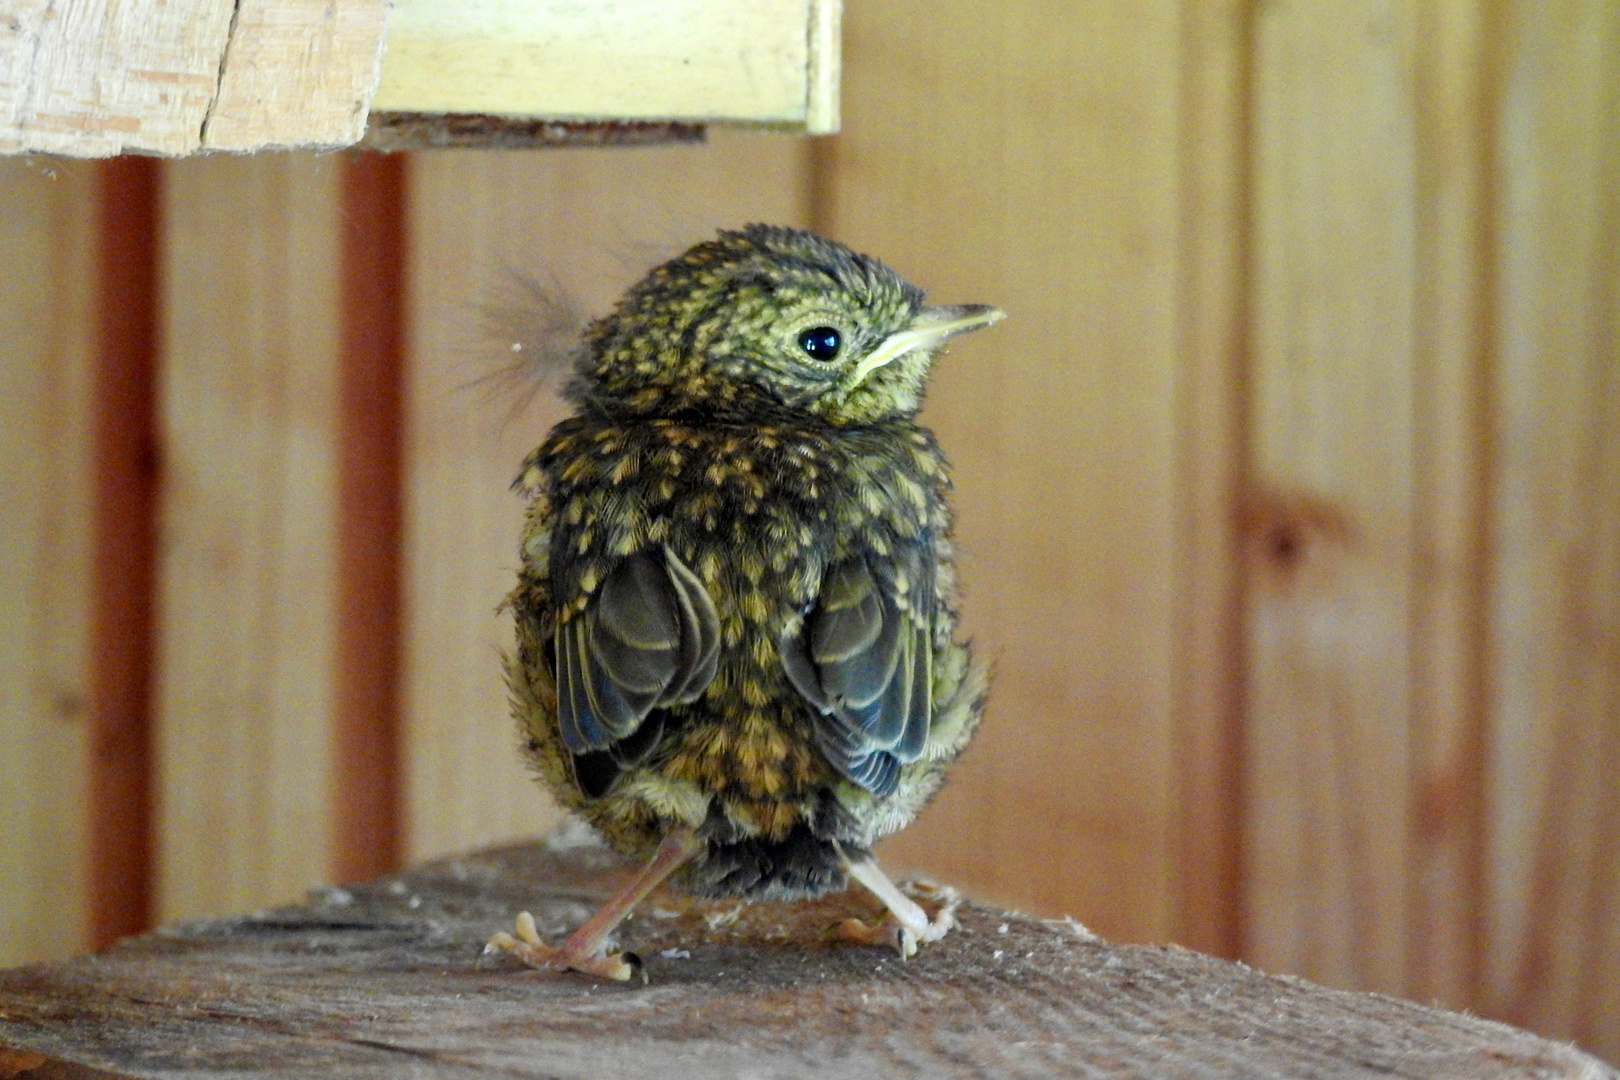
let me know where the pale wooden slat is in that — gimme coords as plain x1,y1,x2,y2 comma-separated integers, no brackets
1405,0,1493,1009
202,0,388,151
821,1,1185,944
804,0,841,135
372,0,836,132
402,131,812,864
0,160,99,964
156,156,345,921
1485,1,1620,1059
1245,0,1418,992
1169,0,1248,960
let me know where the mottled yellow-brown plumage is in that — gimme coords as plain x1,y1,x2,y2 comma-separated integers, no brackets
493,225,1000,979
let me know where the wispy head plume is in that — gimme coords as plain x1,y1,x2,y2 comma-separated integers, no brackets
463,266,591,430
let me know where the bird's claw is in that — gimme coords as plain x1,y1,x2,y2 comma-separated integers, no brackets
485,910,644,982
834,880,961,959
903,878,962,920
834,915,912,956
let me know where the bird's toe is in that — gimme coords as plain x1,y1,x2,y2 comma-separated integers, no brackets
485,913,642,982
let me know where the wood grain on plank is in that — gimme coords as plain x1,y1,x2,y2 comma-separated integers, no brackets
0,0,234,155
0,0,386,155
202,0,388,150
156,155,346,921
1245,0,1419,994
401,131,812,865
1485,1,1620,1059
0,159,99,964
1406,0,1494,1010
821,0,1184,944
0,839,1610,1080
1170,0,1250,961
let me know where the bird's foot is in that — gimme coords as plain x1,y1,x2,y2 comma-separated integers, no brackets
485,910,643,982
836,879,961,959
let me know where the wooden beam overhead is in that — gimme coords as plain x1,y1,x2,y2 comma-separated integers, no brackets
0,0,386,156
1,0,838,156
372,0,840,134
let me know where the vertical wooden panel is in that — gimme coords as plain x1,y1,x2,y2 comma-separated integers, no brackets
1486,0,1620,1058
1245,0,1418,991
822,0,1185,942
1171,0,1251,960
0,160,99,964
403,132,811,863
156,156,345,921
1406,0,1495,1009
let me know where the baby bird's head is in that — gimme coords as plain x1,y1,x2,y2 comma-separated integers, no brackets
573,225,1002,425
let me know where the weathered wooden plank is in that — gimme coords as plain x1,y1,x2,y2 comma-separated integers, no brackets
372,0,839,133
0,838,1609,1079
0,0,387,155
1484,1,1620,1059
0,159,99,965
202,0,388,150
0,0,234,155
1245,0,1419,993
820,0,1184,944
155,156,345,921
401,132,812,865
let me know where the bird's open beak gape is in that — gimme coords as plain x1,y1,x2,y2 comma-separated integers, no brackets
848,304,1006,386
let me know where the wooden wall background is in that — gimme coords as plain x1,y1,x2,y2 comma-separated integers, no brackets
2,0,1616,1062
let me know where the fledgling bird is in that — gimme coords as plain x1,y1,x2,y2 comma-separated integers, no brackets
489,224,1002,980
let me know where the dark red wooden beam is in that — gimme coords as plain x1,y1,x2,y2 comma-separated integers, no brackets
332,151,408,884
89,157,162,949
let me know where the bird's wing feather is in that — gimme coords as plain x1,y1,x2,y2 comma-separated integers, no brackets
661,544,722,703
556,547,719,759
782,552,934,797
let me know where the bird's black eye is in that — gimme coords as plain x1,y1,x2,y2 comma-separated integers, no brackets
797,326,842,362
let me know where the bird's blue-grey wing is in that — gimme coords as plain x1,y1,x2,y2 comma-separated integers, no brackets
781,551,933,798
554,547,719,786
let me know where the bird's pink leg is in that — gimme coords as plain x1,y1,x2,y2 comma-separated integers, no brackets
837,854,961,958
487,827,702,981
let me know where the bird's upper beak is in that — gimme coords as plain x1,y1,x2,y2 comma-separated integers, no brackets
850,303,1006,385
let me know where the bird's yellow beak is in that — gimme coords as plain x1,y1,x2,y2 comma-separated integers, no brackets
849,304,1005,385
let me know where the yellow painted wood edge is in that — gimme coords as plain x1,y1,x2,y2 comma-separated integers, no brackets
372,0,839,132
805,0,841,134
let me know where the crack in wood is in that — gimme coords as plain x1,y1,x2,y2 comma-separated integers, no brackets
198,0,247,148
